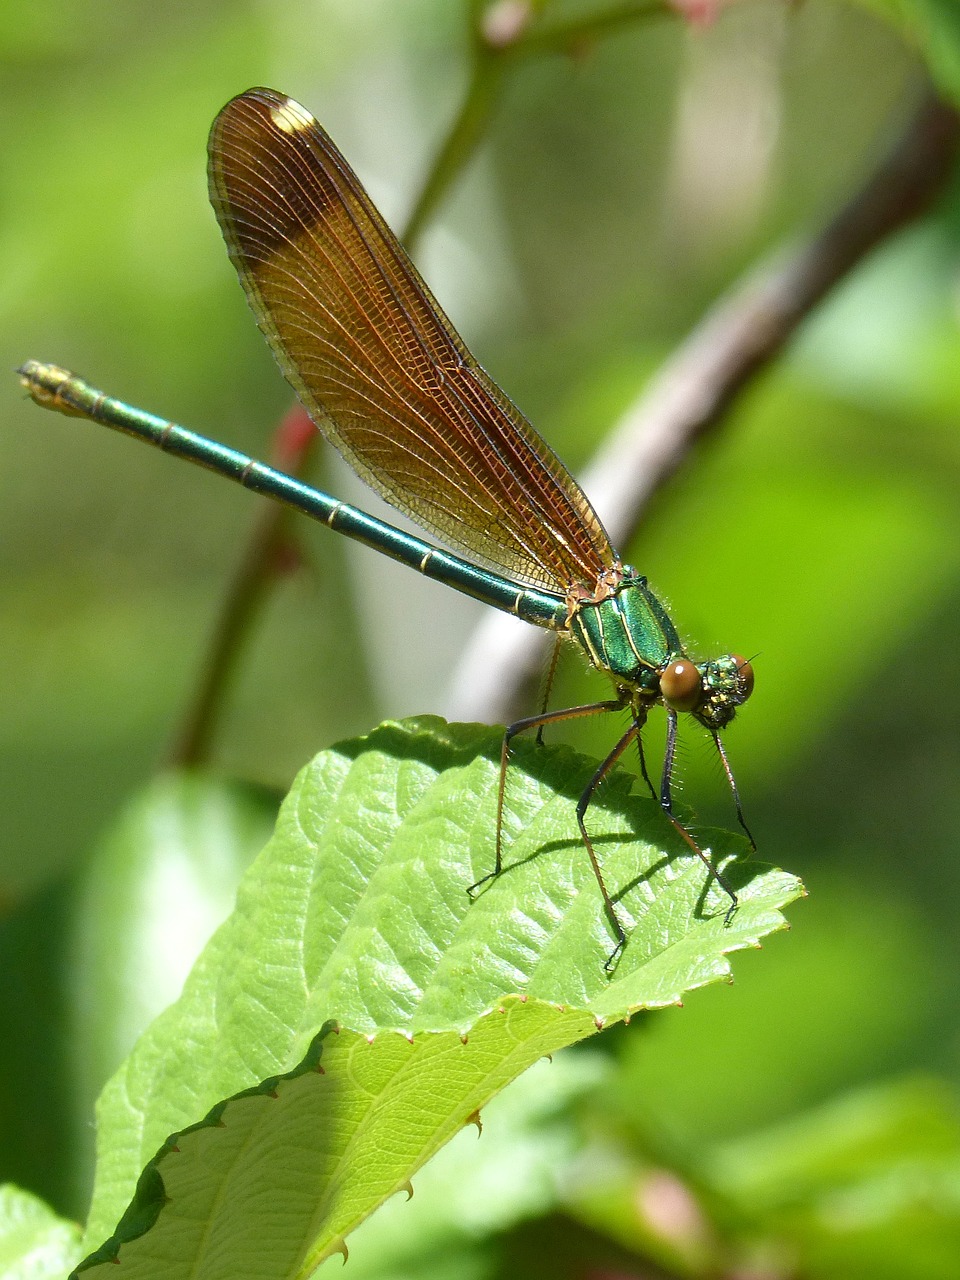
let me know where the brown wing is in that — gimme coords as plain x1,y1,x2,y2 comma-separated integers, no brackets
207,88,616,594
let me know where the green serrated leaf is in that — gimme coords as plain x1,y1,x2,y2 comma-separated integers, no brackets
80,717,802,1277
339,1050,608,1275
78,1006,600,1279
0,1185,82,1280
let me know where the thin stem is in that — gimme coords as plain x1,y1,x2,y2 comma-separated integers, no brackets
169,405,316,768
508,0,670,57
401,57,506,252
403,0,672,250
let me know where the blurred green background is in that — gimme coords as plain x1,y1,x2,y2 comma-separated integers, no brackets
4,1,960,1276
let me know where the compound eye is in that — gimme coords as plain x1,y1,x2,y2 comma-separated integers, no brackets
732,654,755,701
660,659,702,712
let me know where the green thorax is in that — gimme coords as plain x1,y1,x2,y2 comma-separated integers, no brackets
569,572,681,693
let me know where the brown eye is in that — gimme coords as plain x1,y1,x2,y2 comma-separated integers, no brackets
732,654,755,701
660,659,702,712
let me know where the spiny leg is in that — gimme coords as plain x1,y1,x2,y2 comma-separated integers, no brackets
632,707,657,802
467,699,623,898
660,706,679,813
711,729,756,850
660,709,739,924
575,720,642,973
535,633,565,746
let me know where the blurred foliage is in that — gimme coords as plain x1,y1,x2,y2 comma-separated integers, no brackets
3,0,960,1277
859,0,960,104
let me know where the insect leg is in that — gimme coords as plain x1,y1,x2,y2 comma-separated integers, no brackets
574,719,641,973
711,729,756,850
660,710,739,924
631,705,657,802
535,633,565,746
467,699,622,898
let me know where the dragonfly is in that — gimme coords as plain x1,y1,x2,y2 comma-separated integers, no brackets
20,87,754,970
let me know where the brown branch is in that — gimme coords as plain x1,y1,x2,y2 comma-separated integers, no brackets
443,81,960,726
169,405,317,767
